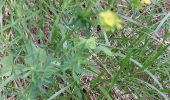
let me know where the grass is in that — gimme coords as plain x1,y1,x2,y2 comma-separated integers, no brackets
0,0,170,99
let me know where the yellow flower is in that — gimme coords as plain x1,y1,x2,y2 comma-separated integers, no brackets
142,0,151,4
99,10,122,31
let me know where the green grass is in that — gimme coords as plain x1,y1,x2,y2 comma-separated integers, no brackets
0,0,170,99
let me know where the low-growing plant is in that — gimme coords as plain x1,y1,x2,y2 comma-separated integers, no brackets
0,0,170,99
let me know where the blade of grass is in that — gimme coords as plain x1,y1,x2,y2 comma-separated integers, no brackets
135,78,169,100
110,50,132,90
153,12,170,35
99,86,112,100
113,52,164,89
47,84,72,100
130,58,163,89
141,44,170,71
118,14,142,26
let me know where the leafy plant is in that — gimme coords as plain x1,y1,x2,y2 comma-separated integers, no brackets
0,0,170,99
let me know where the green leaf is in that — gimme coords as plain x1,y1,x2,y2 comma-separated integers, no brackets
99,87,112,100
37,48,47,63
0,54,13,77
97,46,113,56
58,24,68,39
132,0,141,8
86,37,96,49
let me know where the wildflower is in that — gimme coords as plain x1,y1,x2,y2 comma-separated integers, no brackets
142,0,151,4
99,10,122,31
